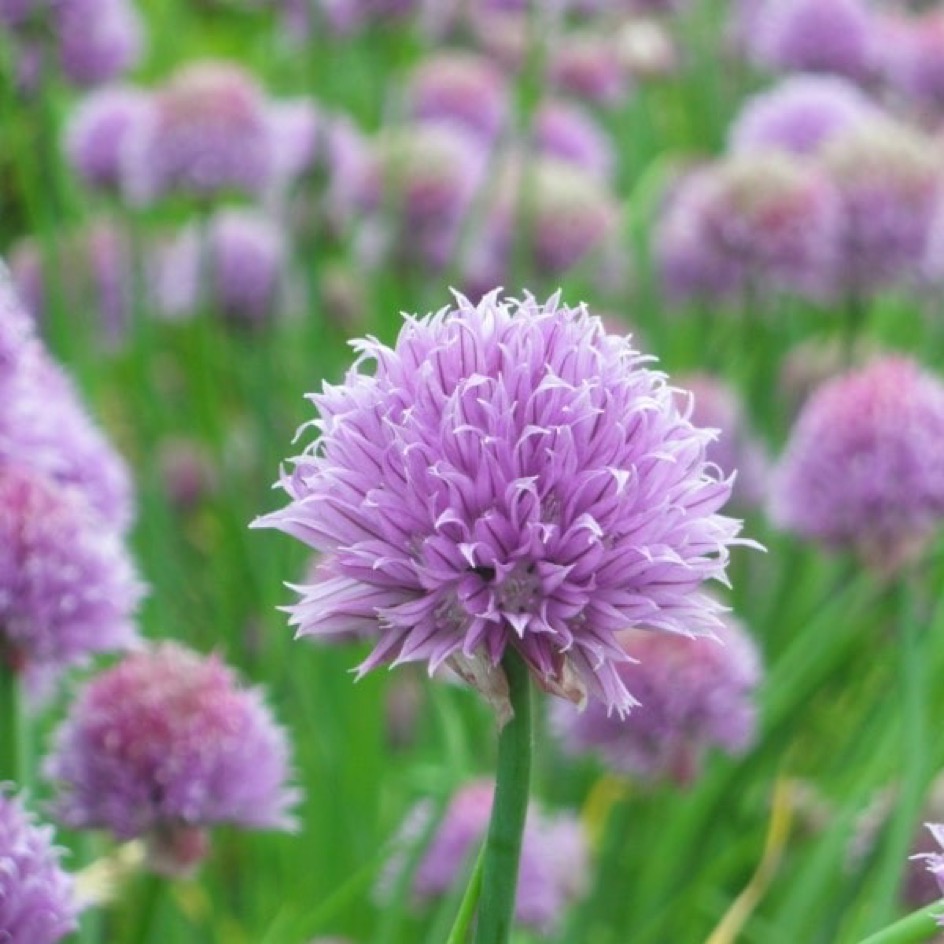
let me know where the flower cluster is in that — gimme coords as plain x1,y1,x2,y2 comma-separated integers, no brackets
0,789,77,944
44,642,299,875
551,612,761,784
770,355,944,570
0,265,140,683
2,0,143,91
66,61,321,206
256,293,743,718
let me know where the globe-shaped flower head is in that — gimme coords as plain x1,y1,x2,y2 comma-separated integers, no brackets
770,356,944,571
123,61,274,205
64,85,153,192
728,75,882,157
551,613,762,785
44,642,299,876
0,789,77,944
0,463,142,680
748,0,878,82
256,293,745,718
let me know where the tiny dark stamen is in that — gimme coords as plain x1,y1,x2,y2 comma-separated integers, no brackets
471,565,496,582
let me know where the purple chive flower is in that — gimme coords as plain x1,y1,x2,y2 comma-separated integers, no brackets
549,32,628,105
64,85,152,192
532,99,615,182
404,52,508,144
676,374,769,509
770,356,944,571
0,337,135,531
472,156,620,284
821,118,941,297
265,97,322,190
321,114,378,229
748,0,878,82
55,0,144,87
728,75,883,157
0,789,77,944
10,222,135,349
254,293,744,718
881,11,944,116
152,209,287,327
123,61,274,205
0,349,134,529
551,613,761,785
317,0,420,34
370,122,489,271
44,642,299,876
393,780,588,932
654,153,840,303
614,19,679,81
0,462,142,680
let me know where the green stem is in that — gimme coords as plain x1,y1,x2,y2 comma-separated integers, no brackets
474,650,533,944
868,581,927,929
445,840,486,944
128,872,164,944
856,899,944,944
0,663,18,784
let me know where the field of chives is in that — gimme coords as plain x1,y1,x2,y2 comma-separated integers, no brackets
3,1,944,942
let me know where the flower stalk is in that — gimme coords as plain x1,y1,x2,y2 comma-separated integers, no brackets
855,899,944,944
474,649,532,944
0,660,18,783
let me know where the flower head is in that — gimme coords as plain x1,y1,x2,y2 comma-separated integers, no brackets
770,356,944,570
0,462,142,679
551,612,761,784
152,209,287,326
255,293,744,718
549,32,627,105
532,99,615,182
370,122,489,270
728,74,882,157
821,118,941,296
404,52,508,144
123,61,274,205
44,642,299,874
64,85,152,192
265,97,322,189
473,157,620,284
748,0,878,82
55,0,144,87
0,339,135,530
390,779,588,933
0,789,77,944
655,153,840,302
881,12,944,115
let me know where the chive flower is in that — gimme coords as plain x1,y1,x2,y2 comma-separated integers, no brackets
44,643,299,876
0,789,77,944
770,355,944,571
551,613,762,785
255,292,744,718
